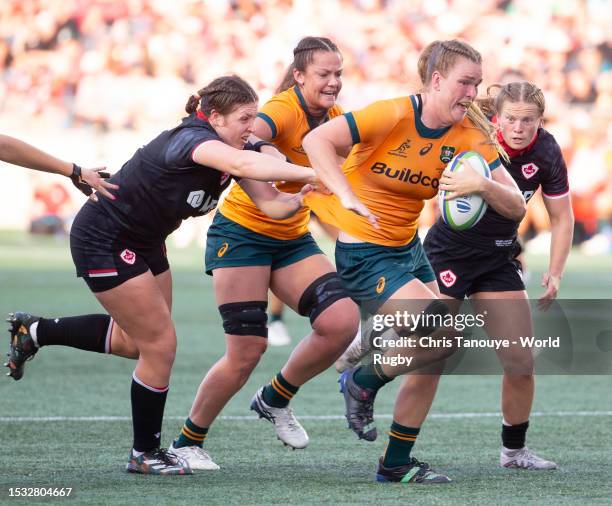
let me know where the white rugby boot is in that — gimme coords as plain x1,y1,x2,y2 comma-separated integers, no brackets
500,447,557,470
250,387,309,449
168,443,220,471
267,320,291,346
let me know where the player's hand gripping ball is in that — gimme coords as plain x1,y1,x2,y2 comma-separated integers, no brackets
438,150,491,230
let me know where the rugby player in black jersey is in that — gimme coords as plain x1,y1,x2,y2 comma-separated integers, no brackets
424,81,572,470
6,75,317,475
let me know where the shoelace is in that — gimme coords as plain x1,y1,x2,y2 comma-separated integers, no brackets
278,408,299,430
187,447,212,460
349,384,375,424
153,448,179,466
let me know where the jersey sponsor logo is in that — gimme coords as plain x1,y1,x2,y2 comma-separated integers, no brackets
521,163,539,179
120,249,136,265
419,143,433,155
187,190,218,214
376,276,386,294
439,146,456,163
439,269,457,288
217,242,229,257
370,162,439,188
387,139,411,158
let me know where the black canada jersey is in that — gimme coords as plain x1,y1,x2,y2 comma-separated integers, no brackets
95,114,236,242
432,128,569,249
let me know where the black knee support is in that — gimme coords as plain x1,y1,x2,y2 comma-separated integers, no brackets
297,272,349,324
219,301,268,337
413,299,450,337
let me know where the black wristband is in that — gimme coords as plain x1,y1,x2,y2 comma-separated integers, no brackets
70,163,93,196
252,140,277,152
71,163,82,180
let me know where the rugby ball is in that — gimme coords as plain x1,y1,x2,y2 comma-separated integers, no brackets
438,151,491,231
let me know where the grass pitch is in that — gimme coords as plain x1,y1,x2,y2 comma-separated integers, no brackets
1,231,611,505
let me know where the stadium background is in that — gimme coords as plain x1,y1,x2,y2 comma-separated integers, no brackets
1,1,610,504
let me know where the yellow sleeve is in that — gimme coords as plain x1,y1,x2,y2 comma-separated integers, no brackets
344,99,403,148
257,96,299,141
478,142,502,172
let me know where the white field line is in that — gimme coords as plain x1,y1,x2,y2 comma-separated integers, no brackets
0,411,611,423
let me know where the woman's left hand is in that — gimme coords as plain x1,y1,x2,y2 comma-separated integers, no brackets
537,271,560,311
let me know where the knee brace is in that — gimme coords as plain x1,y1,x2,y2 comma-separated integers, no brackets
298,272,350,324
413,299,450,337
219,301,268,337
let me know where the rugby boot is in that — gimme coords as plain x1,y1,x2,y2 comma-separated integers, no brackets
168,443,220,471
126,448,192,475
338,366,378,441
376,456,452,484
250,387,309,449
5,312,40,380
500,447,557,470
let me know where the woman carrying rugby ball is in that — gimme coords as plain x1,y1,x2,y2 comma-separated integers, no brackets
302,39,524,484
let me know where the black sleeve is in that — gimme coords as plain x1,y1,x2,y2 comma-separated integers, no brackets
164,128,219,168
541,141,570,198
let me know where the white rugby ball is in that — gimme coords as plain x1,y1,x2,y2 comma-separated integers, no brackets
438,150,491,231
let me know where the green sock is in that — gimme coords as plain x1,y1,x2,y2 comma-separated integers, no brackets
262,372,299,408
174,417,208,448
383,421,420,468
353,363,393,391
269,313,282,323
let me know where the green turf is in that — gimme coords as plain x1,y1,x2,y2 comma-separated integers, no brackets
0,232,611,505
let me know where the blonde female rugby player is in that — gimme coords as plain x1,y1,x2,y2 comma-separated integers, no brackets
302,39,525,484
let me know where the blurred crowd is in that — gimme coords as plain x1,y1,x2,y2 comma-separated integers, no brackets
1,0,611,252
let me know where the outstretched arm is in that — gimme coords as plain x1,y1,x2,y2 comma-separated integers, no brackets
0,134,117,201
302,117,378,227
192,140,316,183
238,179,312,220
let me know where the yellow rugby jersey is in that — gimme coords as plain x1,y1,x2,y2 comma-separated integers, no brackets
305,95,501,246
220,85,343,239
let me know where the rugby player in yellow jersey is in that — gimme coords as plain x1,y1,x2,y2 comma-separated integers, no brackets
168,37,361,470
302,40,526,484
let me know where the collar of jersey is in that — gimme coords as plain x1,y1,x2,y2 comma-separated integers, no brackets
410,94,452,139
293,85,330,131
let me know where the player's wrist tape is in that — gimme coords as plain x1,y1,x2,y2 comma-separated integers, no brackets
252,140,277,152
70,163,93,196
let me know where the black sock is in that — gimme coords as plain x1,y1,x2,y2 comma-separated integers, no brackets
262,372,299,408
36,314,112,353
131,374,168,452
502,420,529,449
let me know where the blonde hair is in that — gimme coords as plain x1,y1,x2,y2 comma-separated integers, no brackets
487,81,546,117
417,40,508,162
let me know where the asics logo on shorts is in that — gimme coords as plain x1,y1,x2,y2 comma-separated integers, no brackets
120,249,136,265
217,242,229,257
439,269,457,288
376,276,386,294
